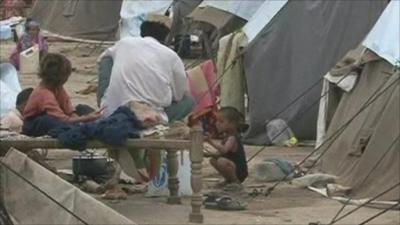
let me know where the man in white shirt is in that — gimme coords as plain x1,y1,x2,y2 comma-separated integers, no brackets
98,21,194,122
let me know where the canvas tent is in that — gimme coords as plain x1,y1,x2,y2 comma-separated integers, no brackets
187,0,265,51
242,0,288,44
216,0,288,115
120,0,173,38
243,0,387,145
29,0,122,41
315,0,399,201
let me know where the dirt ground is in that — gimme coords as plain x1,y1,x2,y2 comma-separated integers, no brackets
1,40,399,225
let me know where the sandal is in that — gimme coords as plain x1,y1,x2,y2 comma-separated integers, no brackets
216,196,247,211
204,195,247,211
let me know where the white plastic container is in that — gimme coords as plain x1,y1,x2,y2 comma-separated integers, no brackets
146,151,192,197
19,45,39,75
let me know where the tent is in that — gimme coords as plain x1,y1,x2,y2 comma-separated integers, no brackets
316,0,399,201
187,0,265,52
242,0,288,44
216,0,288,115
243,0,387,145
29,0,122,41
120,0,172,38
196,0,265,21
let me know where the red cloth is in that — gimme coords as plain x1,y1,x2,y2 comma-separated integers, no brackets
188,60,218,114
23,83,75,122
187,60,219,136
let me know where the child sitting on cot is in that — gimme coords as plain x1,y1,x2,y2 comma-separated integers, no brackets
204,107,248,186
22,53,102,136
1,87,33,133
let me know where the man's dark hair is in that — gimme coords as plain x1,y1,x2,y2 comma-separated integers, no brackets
16,88,34,106
140,21,170,43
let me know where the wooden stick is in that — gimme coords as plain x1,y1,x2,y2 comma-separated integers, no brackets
167,150,181,204
0,139,191,155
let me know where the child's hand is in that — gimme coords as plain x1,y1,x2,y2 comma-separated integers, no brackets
85,108,104,122
203,151,212,158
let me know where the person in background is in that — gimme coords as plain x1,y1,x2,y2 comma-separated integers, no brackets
205,107,248,187
22,53,101,136
0,87,33,133
9,19,48,70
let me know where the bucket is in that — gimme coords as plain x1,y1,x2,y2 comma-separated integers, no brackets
19,45,39,75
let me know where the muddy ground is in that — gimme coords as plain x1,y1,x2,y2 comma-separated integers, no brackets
1,40,399,225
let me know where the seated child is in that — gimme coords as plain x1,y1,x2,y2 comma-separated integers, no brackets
205,107,248,185
23,53,102,136
1,88,33,133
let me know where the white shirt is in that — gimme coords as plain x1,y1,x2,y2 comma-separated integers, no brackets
100,37,188,117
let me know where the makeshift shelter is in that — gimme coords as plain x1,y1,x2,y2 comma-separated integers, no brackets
169,0,202,39
187,0,265,54
243,0,387,145
29,0,122,41
316,0,399,201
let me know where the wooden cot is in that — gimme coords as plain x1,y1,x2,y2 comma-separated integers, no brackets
0,127,204,223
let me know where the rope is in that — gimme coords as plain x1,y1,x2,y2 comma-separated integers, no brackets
328,136,400,224
261,74,399,197
358,202,400,225
0,160,89,225
246,67,360,163
330,182,400,224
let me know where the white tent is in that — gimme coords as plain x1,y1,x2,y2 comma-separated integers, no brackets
242,0,288,43
120,0,173,38
198,0,266,21
362,0,400,67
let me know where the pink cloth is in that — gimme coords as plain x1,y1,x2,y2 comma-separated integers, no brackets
187,60,218,114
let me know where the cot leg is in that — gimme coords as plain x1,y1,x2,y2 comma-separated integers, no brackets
189,127,204,223
167,150,181,204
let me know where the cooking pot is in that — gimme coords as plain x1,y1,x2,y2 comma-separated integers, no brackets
72,152,112,179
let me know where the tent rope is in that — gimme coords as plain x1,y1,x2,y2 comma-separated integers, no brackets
260,74,400,197
358,202,400,225
0,160,89,225
242,72,399,210
246,67,362,163
329,182,400,225
329,136,400,224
